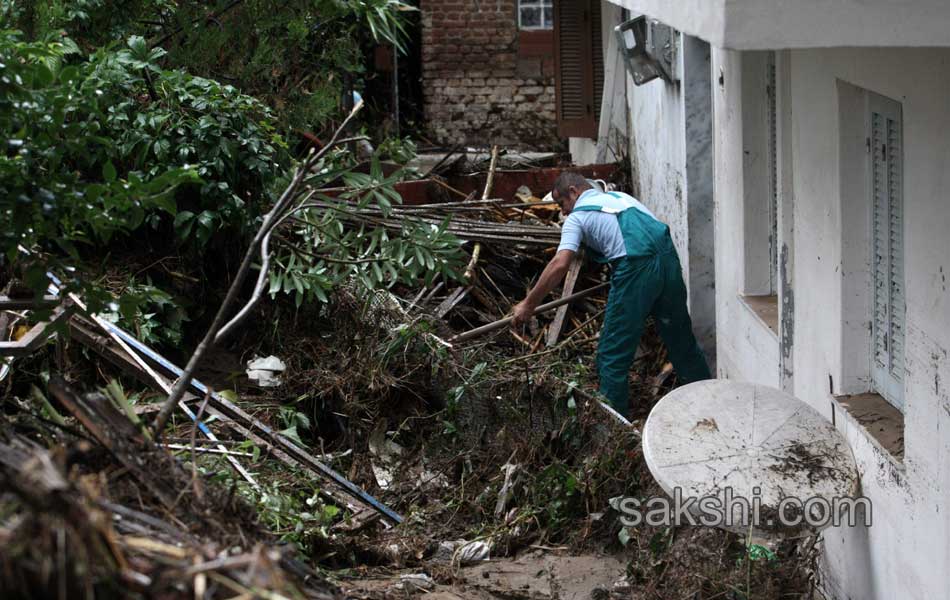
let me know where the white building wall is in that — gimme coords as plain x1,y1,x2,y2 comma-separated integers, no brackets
572,6,716,364
613,0,950,50
713,45,950,600
710,48,781,387
624,33,715,364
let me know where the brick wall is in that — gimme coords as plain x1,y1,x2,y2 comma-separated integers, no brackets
420,0,560,149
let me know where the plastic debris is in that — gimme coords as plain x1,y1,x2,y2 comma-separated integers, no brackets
245,355,286,387
494,461,520,517
368,420,405,490
432,539,491,565
398,573,435,591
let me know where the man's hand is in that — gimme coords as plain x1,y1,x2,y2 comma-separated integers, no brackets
512,300,536,327
511,250,575,328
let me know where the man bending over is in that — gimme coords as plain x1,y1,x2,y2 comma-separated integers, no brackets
512,173,711,417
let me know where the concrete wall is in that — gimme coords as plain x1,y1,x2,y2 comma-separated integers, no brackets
420,0,558,149
612,0,950,50
712,45,950,599
710,48,781,387
571,5,716,366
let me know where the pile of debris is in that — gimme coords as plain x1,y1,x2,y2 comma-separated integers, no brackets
0,150,819,599
0,376,334,599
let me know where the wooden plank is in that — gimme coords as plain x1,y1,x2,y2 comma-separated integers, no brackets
0,301,74,357
47,376,177,509
434,286,470,319
0,295,60,310
545,254,583,347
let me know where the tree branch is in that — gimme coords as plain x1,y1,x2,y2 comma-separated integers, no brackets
150,102,365,438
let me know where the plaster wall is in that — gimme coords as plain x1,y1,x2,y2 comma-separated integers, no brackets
623,33,716,364
710,48,780,388
572,5,716,363
613,0,950,50
713,45,950,600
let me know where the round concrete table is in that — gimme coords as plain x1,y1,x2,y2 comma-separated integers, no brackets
642,380,859,536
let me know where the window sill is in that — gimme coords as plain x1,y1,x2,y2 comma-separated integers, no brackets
834,392,905,463
740,294,779,337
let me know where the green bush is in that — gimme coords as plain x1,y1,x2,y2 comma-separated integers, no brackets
0,18,462,338
1,30,288,305
4,0,415,134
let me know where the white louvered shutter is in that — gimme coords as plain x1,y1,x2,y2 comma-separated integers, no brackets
766,54,779,294
869,93,905,410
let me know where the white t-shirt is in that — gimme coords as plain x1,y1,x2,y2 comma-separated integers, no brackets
556,189,656,260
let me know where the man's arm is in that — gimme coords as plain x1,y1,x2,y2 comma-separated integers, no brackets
512,249,575,326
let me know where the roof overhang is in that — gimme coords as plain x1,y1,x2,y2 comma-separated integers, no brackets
610,0,950,49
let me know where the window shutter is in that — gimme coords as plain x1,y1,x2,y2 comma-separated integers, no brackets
554,0,603,138
869,94,904,410
766,54,778,294
590,0,603,124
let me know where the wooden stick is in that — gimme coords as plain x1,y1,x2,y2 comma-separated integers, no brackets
434,286,470,318
462,242,482,283
482,145,499,201
449,282,609,344
509,328,533,350
545,253,583,347
162,444,255,458
430,177,470,199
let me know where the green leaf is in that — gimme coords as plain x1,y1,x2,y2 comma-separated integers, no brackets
32,62,54,87
196,210,216,235
269,270,282,295
59,66,79,85
219,389,239,402
127,35,148,58
103,161,117,182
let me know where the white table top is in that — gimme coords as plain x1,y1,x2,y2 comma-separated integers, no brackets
642,380,859,536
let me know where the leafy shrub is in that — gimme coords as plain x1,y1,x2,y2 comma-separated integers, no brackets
82,35,289,247
0,31,187,303
0,30,287,307
5,0,416,134
1,21,462,332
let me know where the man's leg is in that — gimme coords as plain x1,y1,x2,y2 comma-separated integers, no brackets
597,259,659,415
651,252,712,383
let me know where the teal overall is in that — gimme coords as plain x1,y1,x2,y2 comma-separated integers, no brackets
574,194,711,415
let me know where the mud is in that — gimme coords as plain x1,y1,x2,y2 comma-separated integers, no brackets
341,552,626,600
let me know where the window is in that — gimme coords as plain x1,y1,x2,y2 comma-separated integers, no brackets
868,93,905,410
740,51,781,333
519,0,554,30
554,0,603,138
836,82,905,461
